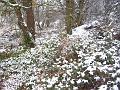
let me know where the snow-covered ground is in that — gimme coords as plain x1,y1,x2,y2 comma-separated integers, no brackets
0,21,120,90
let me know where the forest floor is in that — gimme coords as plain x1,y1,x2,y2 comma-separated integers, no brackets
0,21,120,90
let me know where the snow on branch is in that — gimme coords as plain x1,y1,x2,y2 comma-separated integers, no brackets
0,0,30,9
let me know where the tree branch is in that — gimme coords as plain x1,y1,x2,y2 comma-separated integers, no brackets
0,0,29,9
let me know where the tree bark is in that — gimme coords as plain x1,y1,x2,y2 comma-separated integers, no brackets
10,0,35,48
15,8,35,48
65,0,74,35
22,0,35,40
76,0,85,26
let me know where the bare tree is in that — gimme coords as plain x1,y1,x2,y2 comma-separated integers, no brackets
0,0,35,48
65,0,74,35
76,0,85,26
22,0,35,40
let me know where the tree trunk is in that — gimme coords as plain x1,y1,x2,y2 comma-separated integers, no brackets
10,0,35,48
76,0,85,26
22,0,35,40
65,0,74,35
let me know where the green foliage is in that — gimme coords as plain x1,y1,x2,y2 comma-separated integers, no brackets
22,32,35,48
0,47,26,60
41,39,59,60
0,30,120,89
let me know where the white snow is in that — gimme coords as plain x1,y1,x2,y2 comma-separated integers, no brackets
82,79,88,83
76,79,82,84
81,72,85,77
113,85,119,90
99,85,107,90
70,79,75,84
94,76,100,81
46,77,58,87
116,69,120,75
71,24,90,39
0,48,6,53
91,20,100,26
116,78,120,83
0,11,120,90
73,87,78,90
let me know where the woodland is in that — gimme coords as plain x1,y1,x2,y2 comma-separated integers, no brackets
0,0,120,90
